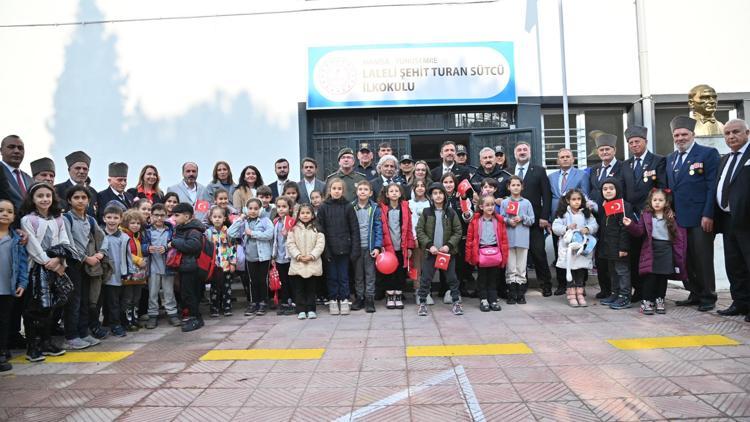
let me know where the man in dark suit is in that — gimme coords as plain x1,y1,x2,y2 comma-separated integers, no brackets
370,155,409,199
298,157,325,204
666,116,720,312
97,162,134,222
55,151,98,216
355,142,378,181
588,132,625,299
0,163,10,202
268,158,290,201
513,142,553,296
715,119,750,320
1,135,32,210
620,125,667,302
430,141,470,182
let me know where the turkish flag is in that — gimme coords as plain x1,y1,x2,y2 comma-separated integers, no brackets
434,252,451,270
194,200,210,213
506,201,519,216
284,216,296,231
460,197,471,214
604,198,624,216
457,179,473,197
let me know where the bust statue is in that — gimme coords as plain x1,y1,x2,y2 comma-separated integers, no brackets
688,84,724,137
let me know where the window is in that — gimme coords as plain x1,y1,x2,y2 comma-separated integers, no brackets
449,111,515,129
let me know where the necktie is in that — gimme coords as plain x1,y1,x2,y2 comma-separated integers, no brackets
386,178,392,184
634,158,643,181
118,193,125,203
721,152,740,209
517,167,525,179
13,169,26,196
674,152,686,172
599,165,610,183
560,171,568,192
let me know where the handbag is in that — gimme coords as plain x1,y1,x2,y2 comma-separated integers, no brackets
478,246,503,268
166,248,182,269
268,262,281,305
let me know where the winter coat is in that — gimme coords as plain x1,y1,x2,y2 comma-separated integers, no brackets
227,216,274,262
416,206,463,255
379,201,416,263
1,230,29,293
286,222,326,278
596,177,634,260
317,197,361,260
352,199,383,252
171,219,205,272
552,207,599,270
465,212,509,267
626,211,687,281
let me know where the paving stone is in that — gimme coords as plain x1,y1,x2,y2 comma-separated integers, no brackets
527,400,600,422
190,388,252,407
514,382,578,402
140,388,203,406
698,393,750,417
641,395,726,419
164,373,218,389
585,397,664,421
176,406,239,421
63,407,125,422
118,406,182,422
672,375,746,394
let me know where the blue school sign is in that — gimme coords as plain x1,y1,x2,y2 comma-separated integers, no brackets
307,41,516,109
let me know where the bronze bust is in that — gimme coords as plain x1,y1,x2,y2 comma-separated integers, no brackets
688,84,724,136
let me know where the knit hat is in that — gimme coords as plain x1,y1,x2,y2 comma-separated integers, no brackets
670,115,697,133
108,162,128,177
30,157,55,176
65,151,91,168
427,182,447,198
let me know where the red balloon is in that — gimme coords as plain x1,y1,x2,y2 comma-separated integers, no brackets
376,251,399,275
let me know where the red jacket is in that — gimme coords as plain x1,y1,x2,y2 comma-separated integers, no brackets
380,201,416,267
465,212,509,268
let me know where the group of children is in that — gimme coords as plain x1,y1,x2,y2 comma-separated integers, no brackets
0,168,687,368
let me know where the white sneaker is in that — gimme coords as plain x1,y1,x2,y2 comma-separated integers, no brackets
443,291,452,304
426,294,435,305
328,300,340,315
81,335,101,347
297,312,307,320
340,300,351,315
64,338,90,350
307,311,317,319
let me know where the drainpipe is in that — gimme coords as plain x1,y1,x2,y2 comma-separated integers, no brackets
558,0,571,150
635,0,654,151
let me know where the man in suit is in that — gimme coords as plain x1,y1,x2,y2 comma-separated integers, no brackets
298,157,325,204
0,135,32,210
370,154,409,199
167,162,210,221
666,116,720,312
430,141,470,182
0,163,10,202
97,162,134,222
269,158,290,200
513,142,553,296
355,142,378,181
715,119,750,320
30,157,55,185
620,125,667,301
548,148,590,295
55,151,98,216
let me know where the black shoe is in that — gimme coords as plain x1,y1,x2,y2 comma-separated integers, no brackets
517,294,526,304
181,318,202,332
41,340,65,357
91,326,108,339
676,297,700,307
365,296,376,313
506,284,517,305
351,298,364,311
553,286,566,296
256,303,267,316
595,291,610,299
276,304,287,316
542,287,552,297
25,338,44,362
490,301,502,311
0,354,11,372
697,303,715,312
718,304,747,316
479,300,491,312
111,325,127,337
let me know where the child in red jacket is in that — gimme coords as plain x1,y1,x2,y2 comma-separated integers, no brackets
466,195,509,312
378,183,416,309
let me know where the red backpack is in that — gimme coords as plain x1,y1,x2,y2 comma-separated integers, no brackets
196,235,217,283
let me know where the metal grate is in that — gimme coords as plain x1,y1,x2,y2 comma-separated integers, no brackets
377,113,444,132
470,129,534,169
352,136,411,161
313,136,352,178
313,116,374,134
450,111,515,129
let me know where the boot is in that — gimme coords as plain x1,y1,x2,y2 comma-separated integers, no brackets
350,297,364,311
576,287,587,307
567,288,579,307
386,291,396,309
506,284,516,305
517,284,527,304
394,291,404,309
365,296,376,313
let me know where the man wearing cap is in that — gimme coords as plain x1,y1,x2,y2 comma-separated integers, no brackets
715,119,750,320
455,144,476,176
588,132,624,205
399,154,416,185
355,143,378,181
97,162,134,222
666,115,720,311
621,125,666,301
298,157,325,204
470,146,512,198
513,142,553,296
30,158,55,185
327,147,365,202
371,154,409,199
56,151,98,216
494,145,509,170
0,135,32,209
430,141,470,182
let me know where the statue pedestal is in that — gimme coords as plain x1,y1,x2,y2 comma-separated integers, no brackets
695,135,728,154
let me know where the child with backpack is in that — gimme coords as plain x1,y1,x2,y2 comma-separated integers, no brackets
378,183,415,310
287,204,326,319
415,182,464,317
466,195,509,312
19,183,69,361
498,176,536,304
316,178,360,315
144,203,180,328
623,188,687,315
272,196,295,315
229,198,274,316
552,188,599,307
205,206,237,317
120,209,148,331
0,199,28,371
169,203,207,332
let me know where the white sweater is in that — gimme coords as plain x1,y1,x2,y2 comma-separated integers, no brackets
21,213,71,265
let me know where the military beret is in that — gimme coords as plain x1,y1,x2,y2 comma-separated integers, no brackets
30,157,55,176
670,115,697,133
